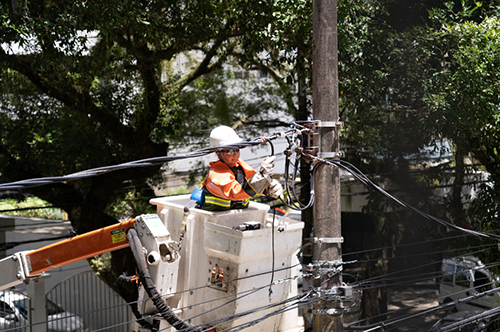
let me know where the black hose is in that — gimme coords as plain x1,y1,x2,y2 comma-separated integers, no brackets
127,228,200,331
280,157,323,211
118,273,154,330
267,139,275,156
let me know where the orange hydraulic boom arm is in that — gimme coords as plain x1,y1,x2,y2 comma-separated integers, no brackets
24,219,136,275
1,214,177,293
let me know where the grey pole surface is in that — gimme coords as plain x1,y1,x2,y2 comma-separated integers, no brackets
312,0,342,330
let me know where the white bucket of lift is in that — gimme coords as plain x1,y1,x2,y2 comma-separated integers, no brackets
150,195,304,332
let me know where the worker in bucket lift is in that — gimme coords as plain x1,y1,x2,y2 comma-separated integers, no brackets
199,125,283,211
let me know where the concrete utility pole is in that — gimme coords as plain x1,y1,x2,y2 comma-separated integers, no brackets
312,0,342,330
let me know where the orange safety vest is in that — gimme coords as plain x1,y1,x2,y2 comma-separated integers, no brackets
201,159,258,210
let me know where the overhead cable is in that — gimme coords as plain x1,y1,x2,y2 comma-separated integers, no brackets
344,285,500,331
0,131,295,191
353,242,497,266
303,155,500,241
431,305,500,332
354,246,494,286
342,231,492,258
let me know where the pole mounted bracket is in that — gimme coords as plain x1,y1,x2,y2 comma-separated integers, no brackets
311,236,344,244
317,285,353,298
320,287,342,296
312,308,343,316
314,120,344,160
318,151,345,159
315,120,344,128
292,119,344,162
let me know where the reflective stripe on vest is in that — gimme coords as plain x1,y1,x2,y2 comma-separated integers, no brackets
204,195,250,209
204,195,231,208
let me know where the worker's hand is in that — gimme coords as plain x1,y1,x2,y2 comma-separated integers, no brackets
268,179,284,200
259,156,275,183
248,156,276,195
248,172,268,194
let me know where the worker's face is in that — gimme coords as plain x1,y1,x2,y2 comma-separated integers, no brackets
217,149,240,166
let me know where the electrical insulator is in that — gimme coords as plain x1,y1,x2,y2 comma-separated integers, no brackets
305,263,315,279
211,266,217,284
218,268,224,282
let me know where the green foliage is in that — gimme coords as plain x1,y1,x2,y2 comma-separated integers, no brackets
2,0,500,316
0,0,296,301
421,10,500,230
0,197,63,219
0,0,290,223
104,183,156,221
338,0,500,233
336,0,500,320
89,252,118,278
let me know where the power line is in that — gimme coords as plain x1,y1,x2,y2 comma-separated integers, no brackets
346,251,500,327
342,230,498,259
0,132,292,191
3,129,496,243
357,246,494,286
2,267,303,332
345,284,500,331
353,242,498,266
3,126,499,331
304,155,500,241
432,305,500,332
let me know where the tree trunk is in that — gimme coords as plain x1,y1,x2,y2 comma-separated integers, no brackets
451,145,466,227
360,261,388,325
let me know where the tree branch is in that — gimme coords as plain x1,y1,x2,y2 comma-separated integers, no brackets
247,63,298,115
1,49,163,157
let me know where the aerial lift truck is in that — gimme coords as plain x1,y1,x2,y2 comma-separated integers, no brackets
0,196,304,332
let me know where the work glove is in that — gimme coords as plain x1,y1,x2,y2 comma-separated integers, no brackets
259,156,275,183
248,156,276,194
268,179,284,200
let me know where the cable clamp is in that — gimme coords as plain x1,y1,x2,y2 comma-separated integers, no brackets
312,236,344,244
272,275,300,286
313,259,343,266
340,285,353,297
320,285,353,297
312,259,343,278
318,151,344,159
315,120,344,128
312,308,343,316
324,265,343,277
320,287,342,296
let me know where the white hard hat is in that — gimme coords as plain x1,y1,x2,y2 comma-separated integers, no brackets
209,125,243,147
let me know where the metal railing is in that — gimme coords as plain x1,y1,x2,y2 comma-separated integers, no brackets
47,271,133,332
0,289,31,332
